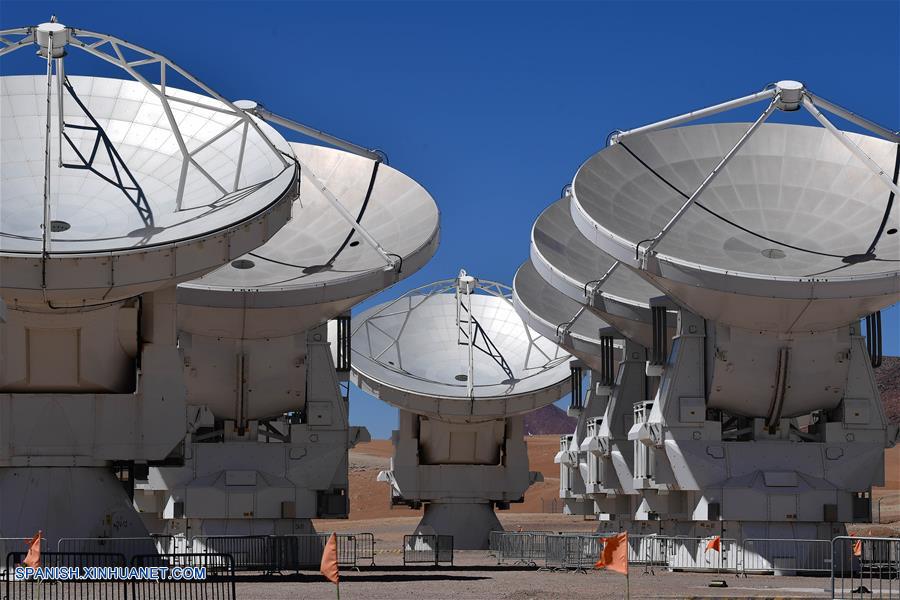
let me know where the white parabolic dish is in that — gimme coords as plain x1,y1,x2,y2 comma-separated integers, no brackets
175,142,439,421
512,259,619,373
530,196,665,348
351,278,572,419
0,74,296,305
177,142,441,338
571,123,900,332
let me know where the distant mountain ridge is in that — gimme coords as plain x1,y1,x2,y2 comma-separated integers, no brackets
523,404,576,435
876,356,900,425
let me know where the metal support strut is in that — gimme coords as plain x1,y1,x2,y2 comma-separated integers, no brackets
650,306,667,367
455,270,515,397
569,364,584,411
865,311,883,369
39,27,55,301
599,336,615,387
636,95,780,260
613,80,900,264
238,102,400,272
242,102,385,163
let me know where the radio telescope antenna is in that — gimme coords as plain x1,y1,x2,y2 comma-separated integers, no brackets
352,272,572,549
607,81,900,265
572,80,900,333
1,21,299,306
0,19,300,549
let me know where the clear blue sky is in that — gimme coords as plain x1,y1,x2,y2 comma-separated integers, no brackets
2,1,897,438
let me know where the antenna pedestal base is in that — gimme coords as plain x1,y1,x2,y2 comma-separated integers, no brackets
384,411,535,550
414,502,502,551
0,467,150,553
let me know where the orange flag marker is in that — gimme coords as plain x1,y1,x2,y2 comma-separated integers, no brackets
596,532,629,597
705,535,721,552
595,531,628,575
23,530,41,568
320,532,340,598
852,539,862,557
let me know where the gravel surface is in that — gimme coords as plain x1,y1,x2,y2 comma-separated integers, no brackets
233,552,834,599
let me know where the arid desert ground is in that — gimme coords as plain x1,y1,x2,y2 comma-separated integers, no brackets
228,436,900,599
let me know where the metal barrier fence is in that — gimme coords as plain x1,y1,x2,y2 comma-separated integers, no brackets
3,551,237,600
4,551,129,600
740,538,831,575
277,533,374,570
543,534,605,572
628,535,668,574
351,533,376,567
190,533,375,572
57,535,174,563
488,531,502,558
131,553,236,600
192,535,273,572
402,535,453,566
832,536,900,599
661,536,738,573
495,532,551,566
489,532,898,589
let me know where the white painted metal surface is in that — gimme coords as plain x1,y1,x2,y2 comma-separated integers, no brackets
537,82,898,564
352,273,571,549
176,141,439,421
178,143,439,315
1,22,298,305
512,259,616,373
351,275,572,418
529,196,666,348
572,119,900,332
0,20,297,549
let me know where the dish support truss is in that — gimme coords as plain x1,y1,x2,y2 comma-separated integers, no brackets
570,81,900,305
235,101,401,272
0,19,290,241
353,273,565,399
1,21,402,278
606,80,900,267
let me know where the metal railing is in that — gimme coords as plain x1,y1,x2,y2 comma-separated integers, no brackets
57,535,174,562
487,532,899,590
352,533,376,566
192,535,273,572
488,531,502,558
189,532,375,572
494,532,552,566
662,536,738,573
627,534,668,574
3,550,238,599
832,536,900,599
131,552,236,600
402,535,453,566
739,538,831,575
543,534,605,572
4,551,129,600
278,533,374,570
